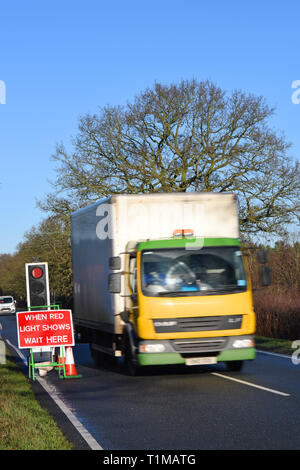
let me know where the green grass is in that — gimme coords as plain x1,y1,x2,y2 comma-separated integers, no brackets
255,336,295,355
0,350,73,450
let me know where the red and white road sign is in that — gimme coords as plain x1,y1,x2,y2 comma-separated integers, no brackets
16,310,75,349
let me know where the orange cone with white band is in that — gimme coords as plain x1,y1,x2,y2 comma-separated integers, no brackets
64,346,82,378
56,347,65,369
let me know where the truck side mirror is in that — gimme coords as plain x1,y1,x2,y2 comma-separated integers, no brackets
257,249,268,264
109,256,121,270
259,265,271,287
108,272,121,293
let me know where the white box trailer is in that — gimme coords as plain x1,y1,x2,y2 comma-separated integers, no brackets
71,193,239,331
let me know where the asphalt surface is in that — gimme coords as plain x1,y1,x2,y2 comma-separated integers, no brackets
1,313,300,450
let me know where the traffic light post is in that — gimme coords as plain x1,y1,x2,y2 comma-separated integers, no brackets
25,262,53,375
21,262,81,380
25,262,50,309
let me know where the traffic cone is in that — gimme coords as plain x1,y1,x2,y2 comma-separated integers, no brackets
56,347,65,370
64,346,82,379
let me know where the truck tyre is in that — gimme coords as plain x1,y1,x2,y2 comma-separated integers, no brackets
124,334,140,376
90,344,117,368
90,344,101,366
90,344,103,366
226,360,244,372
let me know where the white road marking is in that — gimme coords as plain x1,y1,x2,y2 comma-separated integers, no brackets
211,372,290,397
37,376,103,450
4,339,103,450
257,349,291,359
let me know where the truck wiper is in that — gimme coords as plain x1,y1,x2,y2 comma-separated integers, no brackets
158,286,246,296
158,291,197,297
208,286,246,292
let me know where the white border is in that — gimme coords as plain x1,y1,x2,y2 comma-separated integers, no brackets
16,309,75,349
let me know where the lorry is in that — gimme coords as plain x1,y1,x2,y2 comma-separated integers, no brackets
71,193,270,375
0,295,16,314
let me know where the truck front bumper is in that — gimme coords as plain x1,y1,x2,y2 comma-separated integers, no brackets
137,335,256,366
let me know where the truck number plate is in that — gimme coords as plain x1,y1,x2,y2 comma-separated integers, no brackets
185,357,217,366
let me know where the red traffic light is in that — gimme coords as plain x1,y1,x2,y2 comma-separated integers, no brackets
31,267,43,279
26,262,49,308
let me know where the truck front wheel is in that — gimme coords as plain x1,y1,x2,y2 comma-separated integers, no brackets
90,344,103,366
226,360,244,372
124,334,140,376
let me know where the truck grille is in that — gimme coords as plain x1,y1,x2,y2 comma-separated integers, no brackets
153,315,242,333
172,337,227,353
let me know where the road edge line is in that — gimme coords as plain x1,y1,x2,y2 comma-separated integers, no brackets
4,338,103,450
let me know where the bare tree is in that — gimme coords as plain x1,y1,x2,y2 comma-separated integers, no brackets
40,79,300,235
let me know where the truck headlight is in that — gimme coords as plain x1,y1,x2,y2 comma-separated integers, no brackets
232,339,254,348
139,343,166,353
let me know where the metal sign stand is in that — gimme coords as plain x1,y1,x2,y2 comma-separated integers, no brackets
28,345,66,381
26,304,67,381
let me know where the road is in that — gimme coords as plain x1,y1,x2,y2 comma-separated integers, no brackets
1,313,300,450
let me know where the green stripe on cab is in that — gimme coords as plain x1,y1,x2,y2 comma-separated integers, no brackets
137,237,241,251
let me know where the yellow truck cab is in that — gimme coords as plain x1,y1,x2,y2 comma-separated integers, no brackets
71,193,269,375
126,236,255,372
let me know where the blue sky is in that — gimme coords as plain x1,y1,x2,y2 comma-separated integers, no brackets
1,0,300,253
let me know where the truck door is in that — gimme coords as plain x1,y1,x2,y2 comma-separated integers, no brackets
128,255,139,330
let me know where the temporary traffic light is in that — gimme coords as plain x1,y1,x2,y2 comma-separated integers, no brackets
25,262,50,308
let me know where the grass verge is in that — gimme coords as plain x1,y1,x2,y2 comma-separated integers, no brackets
255,336,295,355
0,348,73,450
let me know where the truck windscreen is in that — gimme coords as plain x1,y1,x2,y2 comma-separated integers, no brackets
141,247,247,297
